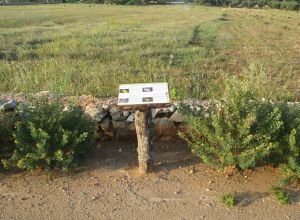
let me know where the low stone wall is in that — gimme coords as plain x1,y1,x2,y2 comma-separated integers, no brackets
1,91,206,142
5,91,297,142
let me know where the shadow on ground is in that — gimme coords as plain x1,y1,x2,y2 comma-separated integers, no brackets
235,191,269,207
80,140,199,174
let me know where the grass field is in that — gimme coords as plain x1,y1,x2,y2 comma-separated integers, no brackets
0,5,299,99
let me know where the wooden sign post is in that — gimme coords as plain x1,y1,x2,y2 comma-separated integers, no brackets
117,83,170,174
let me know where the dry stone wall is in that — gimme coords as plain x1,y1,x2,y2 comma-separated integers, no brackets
0,91,213,142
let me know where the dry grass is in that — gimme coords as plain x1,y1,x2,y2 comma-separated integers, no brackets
0,5,299,99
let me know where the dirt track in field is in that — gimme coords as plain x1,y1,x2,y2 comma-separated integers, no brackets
0,141,300,220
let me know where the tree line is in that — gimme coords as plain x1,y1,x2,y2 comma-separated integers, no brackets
0,0,299,12
194,0,300,11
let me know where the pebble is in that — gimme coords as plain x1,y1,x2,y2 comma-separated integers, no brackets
189,169,194,174
91,196,98,201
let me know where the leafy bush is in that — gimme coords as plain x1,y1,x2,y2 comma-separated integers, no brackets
126,0,141,4
284,1,299,10
276,104,300,185
271,186,290,204
268,1,281,9
229,0,241,7
179,81,283,170
194,0,299,10
2,100,97,172
0,112,16,158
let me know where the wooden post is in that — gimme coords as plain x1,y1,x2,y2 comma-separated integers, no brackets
135,109,153,174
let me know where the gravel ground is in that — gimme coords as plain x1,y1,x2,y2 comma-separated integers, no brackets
0,141,300,220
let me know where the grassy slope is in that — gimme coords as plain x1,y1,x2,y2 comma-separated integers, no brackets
0,5,299,99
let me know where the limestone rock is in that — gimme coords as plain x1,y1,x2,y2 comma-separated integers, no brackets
100,117,111,131
126,122,136,131
151,108,162,119
112,121,126,129
110,108,127,121
162,105,176,114
169,110,183,123
126,113,135,122
85,105,107,122
123,111,130,118
35,91,54,99
0,99,17,111
153,117,177,137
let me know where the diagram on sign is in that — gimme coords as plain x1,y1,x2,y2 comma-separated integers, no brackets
117,82,169,106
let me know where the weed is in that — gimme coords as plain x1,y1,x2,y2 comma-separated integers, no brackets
221,193,235,207
271,187,290,205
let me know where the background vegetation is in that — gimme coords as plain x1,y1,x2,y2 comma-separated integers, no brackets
194,0,300,11
1,0,299,11
0,5,300,100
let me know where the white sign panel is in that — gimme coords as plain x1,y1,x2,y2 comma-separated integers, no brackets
117,82,169,106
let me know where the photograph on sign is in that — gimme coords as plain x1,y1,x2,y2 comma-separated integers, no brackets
117,82,169,106
120,89,129,93
142,97,153,102
118,98,129,103
142,87,153,92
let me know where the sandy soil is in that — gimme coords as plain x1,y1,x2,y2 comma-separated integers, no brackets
0,141,300,220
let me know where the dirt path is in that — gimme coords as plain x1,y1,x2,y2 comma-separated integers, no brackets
0,141,300,220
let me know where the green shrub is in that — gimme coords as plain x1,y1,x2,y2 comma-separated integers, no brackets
107,0,130,4
126,0,144,4
284,1,299,10
179,81,282,170
157,0,167,4
0,112,16,158
221,193,235,207
271,186,290,204
196,0,299,10
268,1,281,9
229,0,241,7
246,0,256,8
277,104,300,185
2,100,97,172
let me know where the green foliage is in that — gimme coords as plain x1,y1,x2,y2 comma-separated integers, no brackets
126,0,144,4
194,0,300,10
268,1,281,9
0,112,16,158
271,186,290,205
282,1,299,11
179,80,282,170
221,193,235,207
180,74,300,184
276,104,300,185
2,100,97,172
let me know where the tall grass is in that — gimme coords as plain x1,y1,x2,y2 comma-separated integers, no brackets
0,5,299,100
